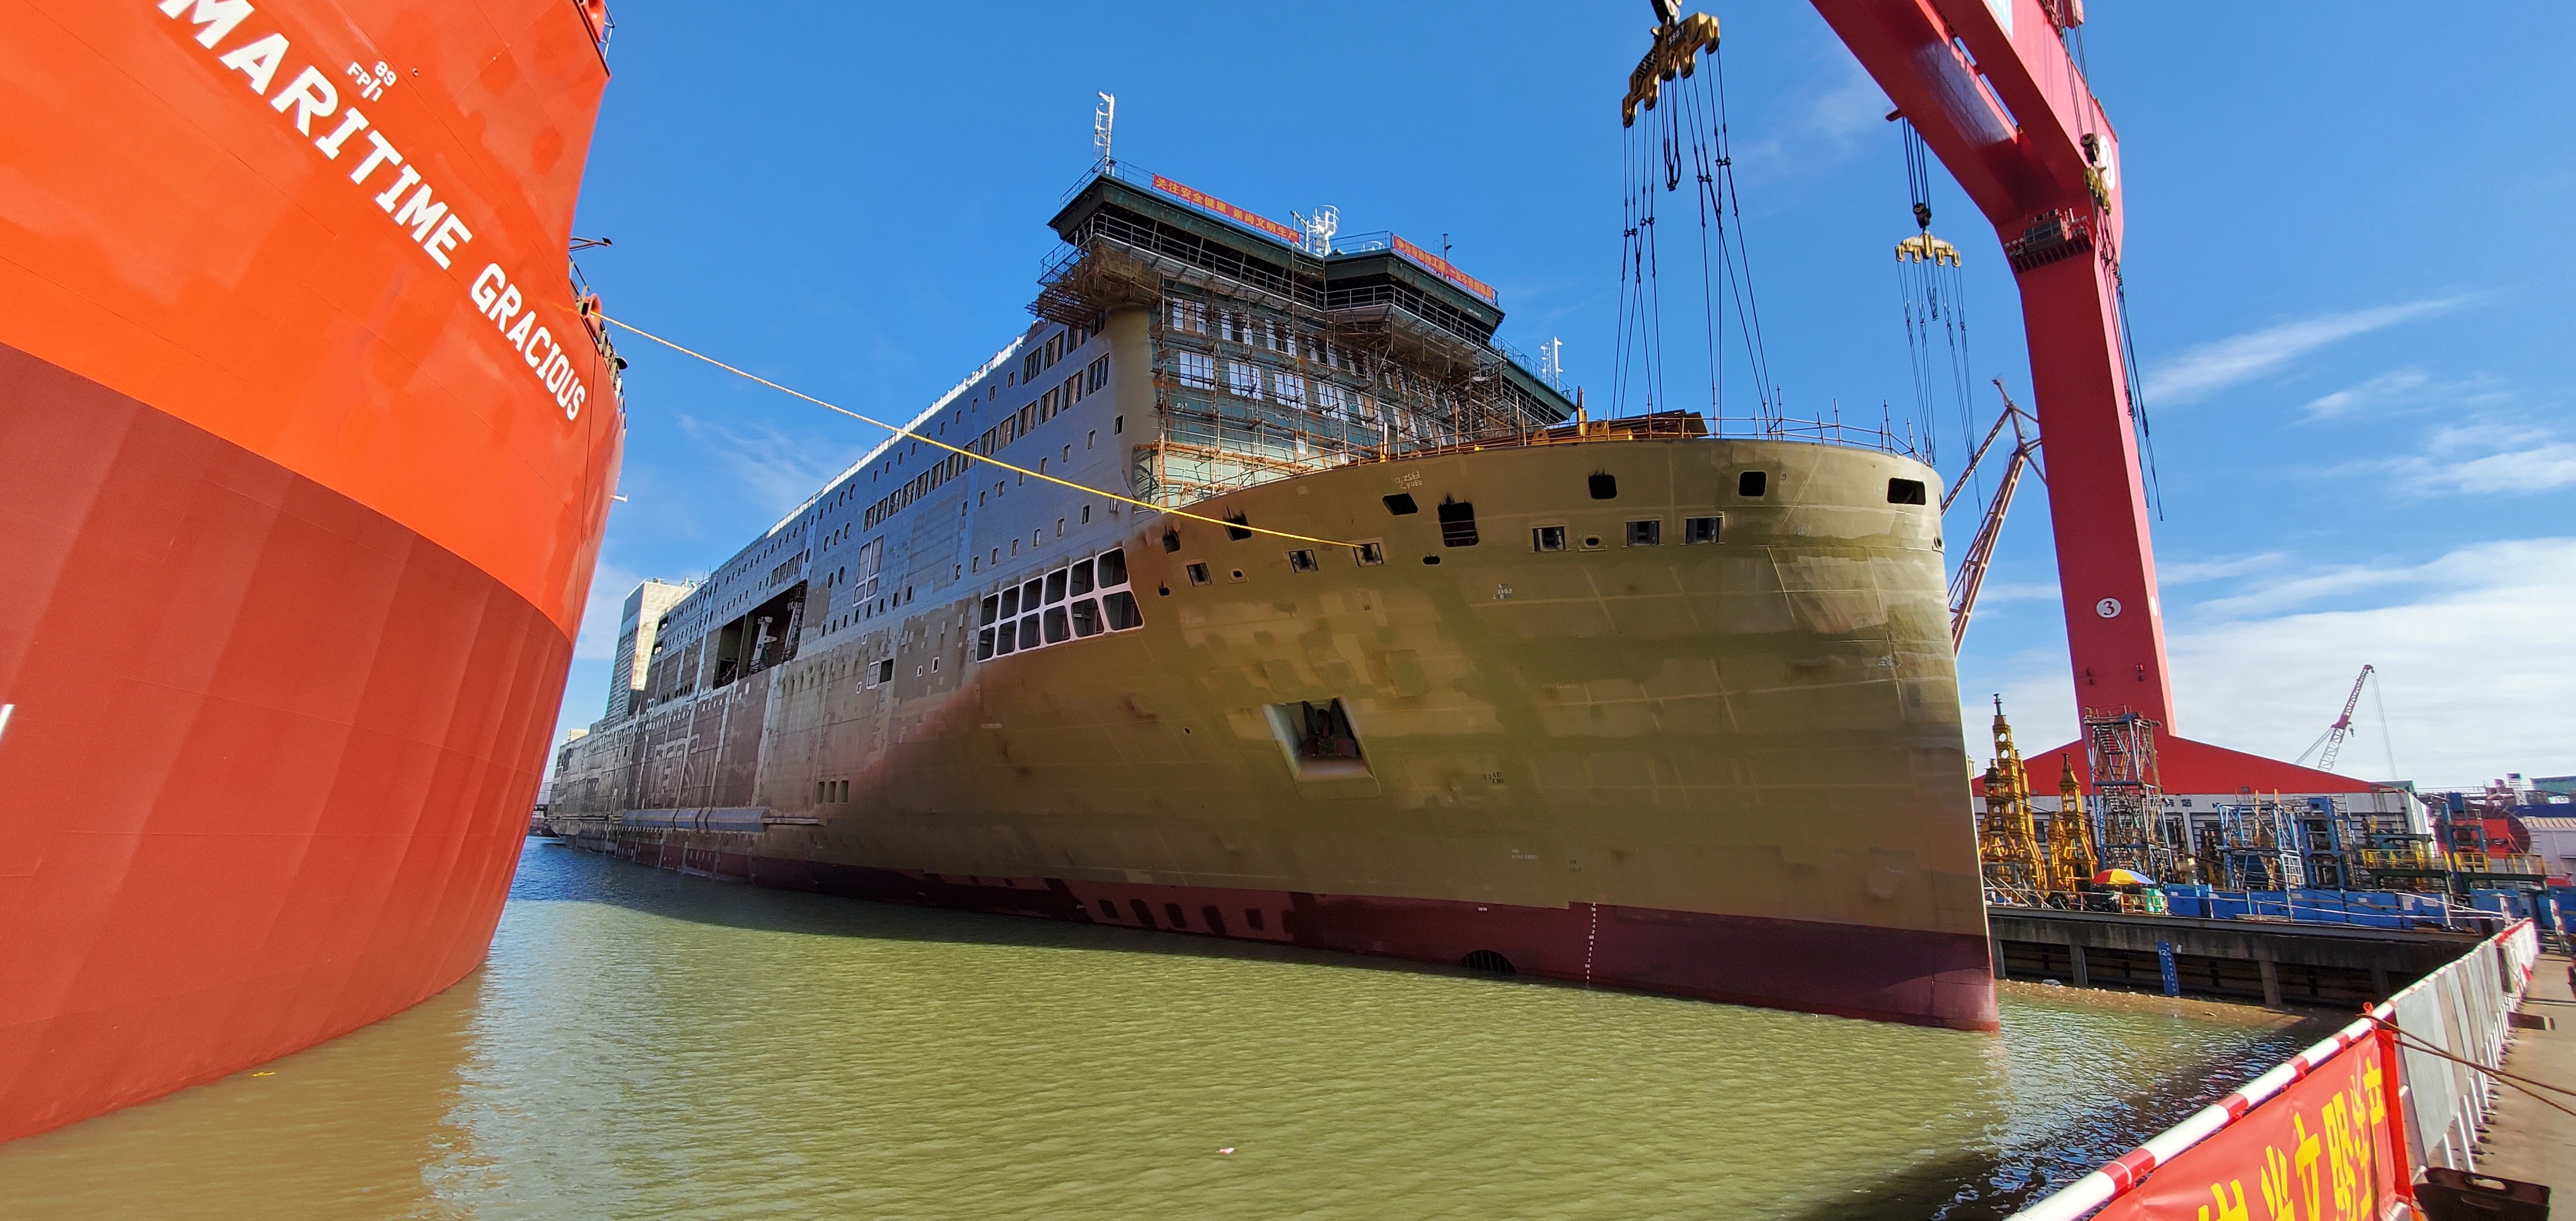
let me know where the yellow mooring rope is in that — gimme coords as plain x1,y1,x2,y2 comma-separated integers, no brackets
596,313,1367,553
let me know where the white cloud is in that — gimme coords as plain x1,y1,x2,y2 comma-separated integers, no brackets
675,414,865,515
2332,418,2576,499
2142,297,2469,405
1961,539,2576,786
2303,367,2508,419
2155,553,2287,585
1731,55,1889,182
571,560,642,662
2167,538,2576,784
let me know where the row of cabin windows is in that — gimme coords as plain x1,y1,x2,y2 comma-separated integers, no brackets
1181,542,1385,586
1093,897,1271,935
861,354,1109,532
1530,518,1723,551
976,550,1141,660
1022,324,1090,383
1170,354,1358,418
815,778,849,804
1167,300,1360,372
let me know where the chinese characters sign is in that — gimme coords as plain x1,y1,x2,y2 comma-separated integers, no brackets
2097,1034,2404,1221
1148,175,1305,248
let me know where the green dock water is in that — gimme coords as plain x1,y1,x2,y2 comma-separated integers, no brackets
0,840,2328,1219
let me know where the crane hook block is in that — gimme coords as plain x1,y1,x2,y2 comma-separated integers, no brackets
1896,233,1962,267
1622,12,1721,127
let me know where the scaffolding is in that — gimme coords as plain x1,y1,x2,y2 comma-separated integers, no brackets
1976,697,2046,905
2084,706,2185,882
2205,799,2308,891
2044,751,2098,897
1029,170,1919,516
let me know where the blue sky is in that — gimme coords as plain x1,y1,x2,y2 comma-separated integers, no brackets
554,2,2574,787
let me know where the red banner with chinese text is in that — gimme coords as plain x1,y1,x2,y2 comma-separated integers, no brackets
1390,234,1498,302
2096,1032,2406,1221
1147,174,1306,247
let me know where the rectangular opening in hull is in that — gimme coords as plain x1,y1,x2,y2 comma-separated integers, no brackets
1263,698,1370,780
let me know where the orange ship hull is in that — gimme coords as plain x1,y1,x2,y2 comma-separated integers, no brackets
0,0,620,1140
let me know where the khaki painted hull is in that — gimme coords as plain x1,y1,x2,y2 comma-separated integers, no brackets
553,437,1996,1029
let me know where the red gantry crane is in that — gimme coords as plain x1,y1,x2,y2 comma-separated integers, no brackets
1794,0,2364,793
1805,0,2171,722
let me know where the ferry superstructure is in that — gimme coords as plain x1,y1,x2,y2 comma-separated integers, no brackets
550,170,1995,1030
1,0,622,1139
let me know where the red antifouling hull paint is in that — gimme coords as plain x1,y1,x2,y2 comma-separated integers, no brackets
0,0,619,1141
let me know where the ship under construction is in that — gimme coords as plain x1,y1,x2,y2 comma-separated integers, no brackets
548,168,1996,1030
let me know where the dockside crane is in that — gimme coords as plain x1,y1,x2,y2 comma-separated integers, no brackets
1943,380,2043,650
2295,665,2376,773
1798,0,2174,728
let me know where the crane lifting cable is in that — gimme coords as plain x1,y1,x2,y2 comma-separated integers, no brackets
1615,1,1775,426
1892,117,1974,475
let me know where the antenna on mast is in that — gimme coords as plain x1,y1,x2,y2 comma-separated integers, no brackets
1300,205,1338,256
1541,337,1565,390
1093,92,1116,173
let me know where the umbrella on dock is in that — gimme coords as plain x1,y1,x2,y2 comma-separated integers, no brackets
2091,868,2158,887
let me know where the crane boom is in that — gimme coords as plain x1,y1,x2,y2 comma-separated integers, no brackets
2296,664,2376,772
1807,0,2176,727
1946,381,2043,649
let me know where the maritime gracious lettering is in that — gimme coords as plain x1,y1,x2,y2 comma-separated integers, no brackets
153,0,590,421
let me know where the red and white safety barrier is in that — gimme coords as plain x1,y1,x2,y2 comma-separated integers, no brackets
2008,917,2536,1221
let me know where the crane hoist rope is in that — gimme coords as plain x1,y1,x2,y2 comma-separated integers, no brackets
1892,117,1975,475
1613,5,1775,424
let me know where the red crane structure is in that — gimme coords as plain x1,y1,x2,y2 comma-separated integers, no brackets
1801,0,2366,794
2295,665,2376,773
1806,0,2169,722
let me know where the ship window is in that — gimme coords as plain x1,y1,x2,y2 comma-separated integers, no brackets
1021,579,1043,608
1162,529,1180,553
1626,519,1661,546
1684,515,1722,544
1422,555,1441,565
1069,599,1102,637
1589,473,1618,499
996,621,1017,654
1201,906,1228,935
977,627,995,659
1224,514,1252,542
1185,562,1211,586
1532,526,1567,552
1131,899,1156,926
1019,614,1040,647
1437,500,1478,547
1045,570,1068,604
1887,477,1927,505
1245,908,1265,931
1739,470,1768,498
1000,587,1020,618
1289,549,1318,573
1382,493,1418,515
1069,560,1095,595
1166,903,1189,929
878,659,895,683
981,595,1000,626
1043,607,1070,643
1097,899,1119,919
1097,548,1128,587
1356,542,1384,566
1104,591,1143,630
1176,351,1216,390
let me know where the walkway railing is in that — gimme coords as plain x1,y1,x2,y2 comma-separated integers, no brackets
2009,919,2540,1220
